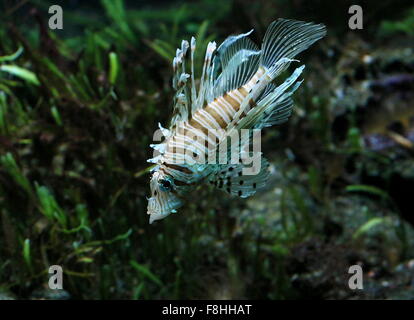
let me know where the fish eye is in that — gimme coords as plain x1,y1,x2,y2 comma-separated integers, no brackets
159,178,173,192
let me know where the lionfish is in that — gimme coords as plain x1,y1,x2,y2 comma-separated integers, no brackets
147,19,326,224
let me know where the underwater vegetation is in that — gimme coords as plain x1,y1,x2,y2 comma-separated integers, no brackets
0,0,414,300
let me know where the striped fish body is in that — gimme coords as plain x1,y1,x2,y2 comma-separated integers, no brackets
147,19,326,224
162,68,265,170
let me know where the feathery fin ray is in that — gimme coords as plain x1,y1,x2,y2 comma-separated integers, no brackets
147,19,327,224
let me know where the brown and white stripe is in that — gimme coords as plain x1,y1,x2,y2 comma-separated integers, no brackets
162,66,266,171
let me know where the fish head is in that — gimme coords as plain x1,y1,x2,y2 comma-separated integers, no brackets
147,170,183,224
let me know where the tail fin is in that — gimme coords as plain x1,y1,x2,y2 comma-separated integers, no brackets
260,19,326,77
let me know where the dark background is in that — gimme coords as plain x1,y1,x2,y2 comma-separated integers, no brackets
0,0,413,299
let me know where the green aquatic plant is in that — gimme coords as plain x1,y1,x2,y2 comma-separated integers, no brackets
0,0,413,300
0,47,39,85
379,7,414,36
22,239,32,271
35,183,68,228
0,152,32,195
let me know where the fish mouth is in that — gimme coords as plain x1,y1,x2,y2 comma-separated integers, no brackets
148,211,172,224
147,196,182,224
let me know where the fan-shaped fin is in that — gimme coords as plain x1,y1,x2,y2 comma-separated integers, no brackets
260,18,326,69
212,30,259,76
211,49,260,101
234,65,305,131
